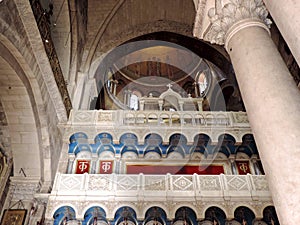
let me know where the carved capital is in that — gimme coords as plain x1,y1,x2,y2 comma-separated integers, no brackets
203,0,271,46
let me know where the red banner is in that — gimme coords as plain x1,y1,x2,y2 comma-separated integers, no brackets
236,161,251,175
99,160,114,174
76,160,90,174
126,165,224,175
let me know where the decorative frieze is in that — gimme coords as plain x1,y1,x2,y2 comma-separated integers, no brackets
45,198,273,222
9,177,41,201
46,173,271,220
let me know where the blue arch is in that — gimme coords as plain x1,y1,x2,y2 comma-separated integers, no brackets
95,133,113,144
120,133,138,145
53,206,76,225
69,132,88,143
114,206,137,225
97,144,115,155
82,206,107,225
73,144,92,155
144,133,163,146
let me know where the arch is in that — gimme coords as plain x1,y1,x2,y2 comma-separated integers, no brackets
94,133,113,144
120,133,138,145
70,132,89,143
73,144,92,156
193,134,212,147
168,205,199,219
241,134,258,155
262,206,280,225
218,134,236,146
89,28,195,80
195,113,205,125
166,146,185,159
144,206,168,225
97,145,116,157
201,205,228,219
174,207,197,225
114,206,138,225
204,206,227,225
81,204,109,218
216,146,231,158
136,113,147,124
144,133,163,146
234,206,255,225
183,114,193,125
0,32,55,186
53,206,77,225
169,134,188,146
241,134,255,145
236,145,253,158
90,29,231,79
89,30,234,111
83,206,108,225
121,145,139,158
160,88,182,101
144,146,162,158
148,113,159,124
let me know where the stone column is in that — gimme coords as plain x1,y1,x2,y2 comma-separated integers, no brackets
195,0,300,224
228,156,237,175
263,0,300,68
250,156,262,175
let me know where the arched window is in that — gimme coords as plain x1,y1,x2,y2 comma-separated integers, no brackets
197,72,208,96
130,94,139,110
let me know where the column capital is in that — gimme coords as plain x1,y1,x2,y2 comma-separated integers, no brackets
9,177,41,201
203,0,272,48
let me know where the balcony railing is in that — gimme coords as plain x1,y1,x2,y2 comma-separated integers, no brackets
45,173,271,220
68,110,249,127
64,110,251,143
52,173,270,200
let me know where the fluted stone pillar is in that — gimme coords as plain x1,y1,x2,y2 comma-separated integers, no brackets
263,0,300,68
195,0,300,224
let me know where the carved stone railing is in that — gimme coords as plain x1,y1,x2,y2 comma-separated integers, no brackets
30,0,72,116
64,110,251,143
46,173,271,220
52,173,269,196
68,110,249,126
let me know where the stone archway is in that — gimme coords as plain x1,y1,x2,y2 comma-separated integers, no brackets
0,36,55,191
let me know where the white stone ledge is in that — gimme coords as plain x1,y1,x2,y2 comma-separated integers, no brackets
62,110,251,143
46,173,272,220
51,173,270,200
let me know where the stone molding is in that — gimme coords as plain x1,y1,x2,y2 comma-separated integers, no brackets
9,177,41,201
46,173,272,219
203,0,271,46
46,199,273,221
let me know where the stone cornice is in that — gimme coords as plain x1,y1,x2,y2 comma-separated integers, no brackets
202,0,272,46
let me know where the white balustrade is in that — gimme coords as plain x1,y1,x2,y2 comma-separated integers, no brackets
65,110,251,143
51,173,270,199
